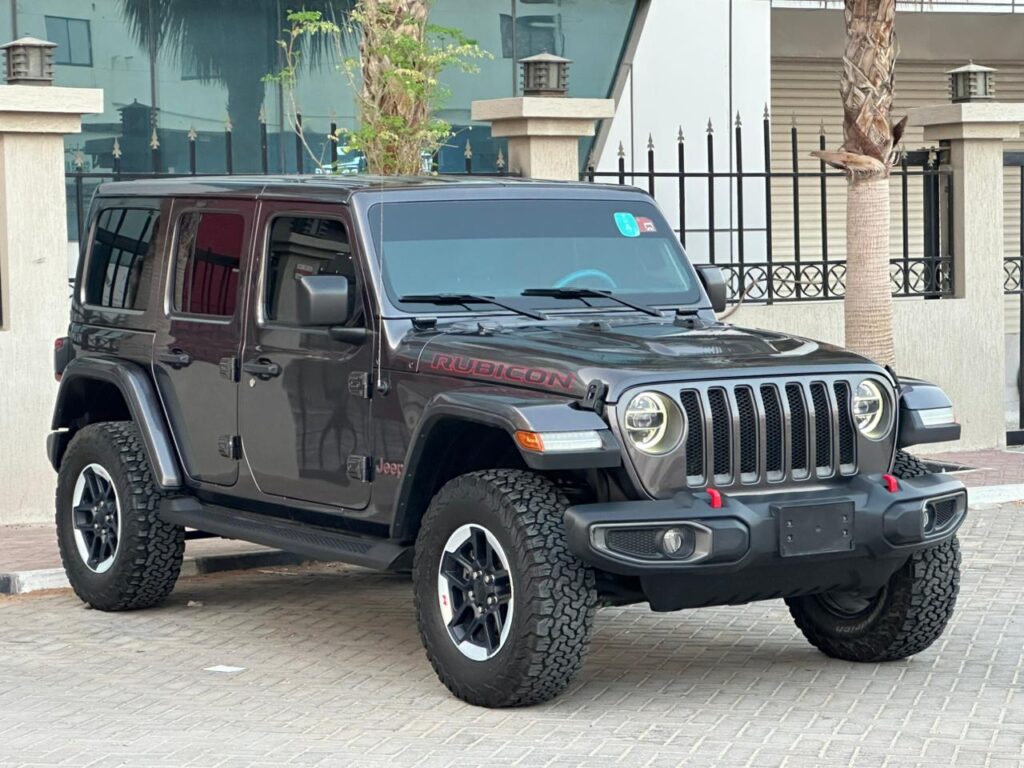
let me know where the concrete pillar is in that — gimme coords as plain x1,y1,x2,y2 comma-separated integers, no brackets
909,102,1024,448
0,84,102,524
471,97,615,181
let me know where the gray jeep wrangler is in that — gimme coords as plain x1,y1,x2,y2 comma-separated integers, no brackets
49,175,965,707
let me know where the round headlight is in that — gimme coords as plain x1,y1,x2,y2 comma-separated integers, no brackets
624,391,684,454
852,379,891,440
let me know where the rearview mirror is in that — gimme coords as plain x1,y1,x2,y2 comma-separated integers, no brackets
695,265,728,314
296,275,353,327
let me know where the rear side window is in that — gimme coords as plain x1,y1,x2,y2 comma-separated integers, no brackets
173,211,245,318
84,207,160,311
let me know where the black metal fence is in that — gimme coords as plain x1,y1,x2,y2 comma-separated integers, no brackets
584,112,955,304
1003,152,1024,441
65,113,507,242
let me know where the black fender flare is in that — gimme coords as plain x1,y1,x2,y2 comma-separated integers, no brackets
390,389,620,541
48,357,184,489
896,376,961,448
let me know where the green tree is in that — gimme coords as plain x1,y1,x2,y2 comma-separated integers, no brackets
118,0,353,172
814,0,906,367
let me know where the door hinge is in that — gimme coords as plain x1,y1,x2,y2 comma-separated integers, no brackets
346,455,373,482
348,371,372,399
218,435,242,460
219,356,239,382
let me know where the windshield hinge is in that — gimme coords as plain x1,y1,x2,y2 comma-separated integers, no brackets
579,379,609,413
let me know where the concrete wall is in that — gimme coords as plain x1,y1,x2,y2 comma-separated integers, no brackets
731,297,1002,451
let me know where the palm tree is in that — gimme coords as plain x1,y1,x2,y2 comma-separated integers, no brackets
814,0,906,367
118,1,352,173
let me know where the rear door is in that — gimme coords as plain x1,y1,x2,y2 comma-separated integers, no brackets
237,203,374,509
152,199,256,486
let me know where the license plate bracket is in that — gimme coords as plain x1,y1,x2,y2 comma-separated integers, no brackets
776,502,855,557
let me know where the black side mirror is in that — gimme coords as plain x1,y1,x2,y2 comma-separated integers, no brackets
695,265,728,314
296,275,353,327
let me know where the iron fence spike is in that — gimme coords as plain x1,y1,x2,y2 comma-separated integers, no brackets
496,148,505,169
677,125,684,143
818,119,826,136
225,114,233,133
617,141,625,159
73,149,84,169
735,111,742,128
112,137,122,159
647,133,654,151
149,127,160,150
187,126,197,141
763,103,770,120
706,118,713,134
258,104,267,124
464,139,472,159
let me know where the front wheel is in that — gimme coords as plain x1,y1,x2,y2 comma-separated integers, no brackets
786,537,960,662
413,469,597,707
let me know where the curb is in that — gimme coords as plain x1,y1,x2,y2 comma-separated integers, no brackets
0,549,312,596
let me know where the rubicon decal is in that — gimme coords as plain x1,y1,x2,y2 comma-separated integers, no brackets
429,354,577,392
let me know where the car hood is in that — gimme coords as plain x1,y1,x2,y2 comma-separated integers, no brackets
396,317,885,401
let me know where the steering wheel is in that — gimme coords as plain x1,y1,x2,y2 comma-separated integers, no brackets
553,269,618,290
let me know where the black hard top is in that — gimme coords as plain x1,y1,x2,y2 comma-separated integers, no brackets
95,174,646,204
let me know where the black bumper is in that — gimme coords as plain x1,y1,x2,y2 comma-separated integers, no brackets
564,473,967,611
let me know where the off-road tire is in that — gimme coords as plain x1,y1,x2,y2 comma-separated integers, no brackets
892,450,929,479
56,421,185,611
413,469,597,707
786,536,960,662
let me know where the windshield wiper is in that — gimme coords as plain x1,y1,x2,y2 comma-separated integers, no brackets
399,293,548,321
521,288,662,318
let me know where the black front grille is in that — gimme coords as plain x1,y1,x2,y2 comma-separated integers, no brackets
675,378,860,488
926,496,963,532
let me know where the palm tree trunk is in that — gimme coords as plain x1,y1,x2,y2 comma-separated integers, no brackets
844,175,895,366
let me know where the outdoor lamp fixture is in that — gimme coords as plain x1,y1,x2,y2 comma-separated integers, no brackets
1,37,56,86
948,61,996,104
520,52,571,97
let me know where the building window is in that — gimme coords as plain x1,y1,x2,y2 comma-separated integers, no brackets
173,212,244,318
499,14,562,59
44,16,93,67
84,208,160,311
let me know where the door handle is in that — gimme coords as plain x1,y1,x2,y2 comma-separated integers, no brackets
157,349,192,368
242,359,281,379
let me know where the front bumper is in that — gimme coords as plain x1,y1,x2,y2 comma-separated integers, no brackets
564,473,966,611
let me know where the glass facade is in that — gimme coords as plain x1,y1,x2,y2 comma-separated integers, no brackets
2,0,638,238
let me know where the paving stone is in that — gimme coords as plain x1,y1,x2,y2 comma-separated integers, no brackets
0,504,1022,767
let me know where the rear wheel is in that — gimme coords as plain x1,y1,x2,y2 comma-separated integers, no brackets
56,422,185,611
413,469,597,707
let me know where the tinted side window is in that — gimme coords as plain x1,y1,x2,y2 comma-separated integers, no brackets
173,212,245,318
265,216,358,325
84,207,160,311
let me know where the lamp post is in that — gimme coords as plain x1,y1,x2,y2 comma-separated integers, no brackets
947,61,996,104
0,37,56,86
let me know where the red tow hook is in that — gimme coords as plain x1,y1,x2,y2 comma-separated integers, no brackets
706,488,723,509
882,474,899,493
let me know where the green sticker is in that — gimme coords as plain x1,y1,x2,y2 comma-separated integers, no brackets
614,212,640,238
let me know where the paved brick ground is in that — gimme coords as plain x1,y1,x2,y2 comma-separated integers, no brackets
922,449,1024,488
0,504,1021,768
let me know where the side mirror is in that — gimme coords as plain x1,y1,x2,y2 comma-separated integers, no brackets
296,275,353,327
696,265,728,314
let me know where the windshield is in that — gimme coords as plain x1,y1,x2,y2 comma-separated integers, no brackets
366,198,701,313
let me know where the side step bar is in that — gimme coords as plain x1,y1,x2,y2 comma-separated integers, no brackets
160,497,412,572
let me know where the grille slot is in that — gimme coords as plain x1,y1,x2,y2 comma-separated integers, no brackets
708,388,732,482
680,391,704,481
667,377,862,489
761,385,784,481
834,382,856,471
786,384,809,478
605,528,661,559
736,387,758,481
810,382,833,475
926,496,962,532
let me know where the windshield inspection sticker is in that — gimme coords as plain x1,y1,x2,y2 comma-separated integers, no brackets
636,216,657,233
614,212,640,237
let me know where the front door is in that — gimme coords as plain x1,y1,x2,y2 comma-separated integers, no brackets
238,204,374,510
152,199,256,486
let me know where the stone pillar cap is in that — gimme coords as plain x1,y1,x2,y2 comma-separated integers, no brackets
909,101,1024,141
472,96,614,123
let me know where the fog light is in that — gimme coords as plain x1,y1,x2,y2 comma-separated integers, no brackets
658,527,696,559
